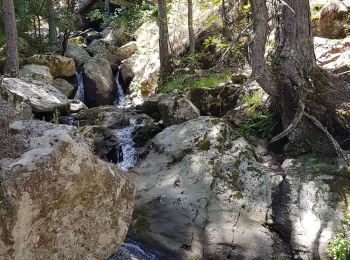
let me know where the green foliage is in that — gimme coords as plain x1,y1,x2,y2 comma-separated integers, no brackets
326,233,350,260
203,36,229,50
182,53,204,69
159,72,231,93
237,90,277,139
342,213,350,226
311,2,324,21
57,8,75,32
86,9,104,22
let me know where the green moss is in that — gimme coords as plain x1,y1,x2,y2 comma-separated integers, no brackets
159,72,231,93
196,138,211,151
211,118,222,125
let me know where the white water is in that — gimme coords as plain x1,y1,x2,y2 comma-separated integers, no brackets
114,67,125,107
74,71,85,102
121,242,158,260
113,118,138,171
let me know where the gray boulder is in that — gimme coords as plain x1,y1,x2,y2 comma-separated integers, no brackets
19,64,53,85
0,120,135,259
65,43,91,66
53,78,75,98
114,41,137,62
158,93,200,126
1,77,69,114
129,117,346,259
83,57,115,107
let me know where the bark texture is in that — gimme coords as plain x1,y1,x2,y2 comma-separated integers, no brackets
158,0,172,85
2,0,19,77
46,0,58,45
188,0,195,54
250,0,350,156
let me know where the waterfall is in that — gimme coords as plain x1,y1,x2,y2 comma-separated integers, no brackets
113,118,138,171
113,66,125,106
74,71,85,102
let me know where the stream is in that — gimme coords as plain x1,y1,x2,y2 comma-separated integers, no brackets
72,67,167,259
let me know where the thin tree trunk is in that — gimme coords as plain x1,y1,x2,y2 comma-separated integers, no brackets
158,0,172,85
188,0,195,54
46,0,57,45
2,0,19,77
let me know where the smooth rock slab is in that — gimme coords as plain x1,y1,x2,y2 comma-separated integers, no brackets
1,78,70,114
0,120,135,259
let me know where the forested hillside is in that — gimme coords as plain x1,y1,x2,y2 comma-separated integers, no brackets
1,0,350,259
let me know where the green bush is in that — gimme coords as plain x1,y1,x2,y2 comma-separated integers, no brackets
326,233,350,260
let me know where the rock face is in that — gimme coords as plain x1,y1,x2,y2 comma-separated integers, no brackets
129,117,347,259
53,78,75,98
158,93,200,126
65,43,91,66
314,36,350,73
83,57,115,107
1,78,70,114
319,0,350,39
0,120,135,259
114,42,138,62
19,64,54,85
27,54,76,78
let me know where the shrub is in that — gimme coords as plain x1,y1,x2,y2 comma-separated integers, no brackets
326,233,350,260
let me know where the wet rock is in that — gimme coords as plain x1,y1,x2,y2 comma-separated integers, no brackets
83,57,115,107
65,43,91,66
70,99,88,113
53,78,75,98
0,120,135,259
86,30,102,43
19,64,53,85
132,123,165,147
26,54,76,78
1,77,69,115
158,93,200,126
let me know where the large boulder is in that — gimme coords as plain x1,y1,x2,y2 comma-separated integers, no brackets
0,120,135,259
27,54,76,78
319,0,350,39
138,93,170,121
129,117,348,259
83,57,115,107
114,42,138,62
65,43,91,66
158,93,200,126
53,78,75,98
1,78,70,115
19,64,53,85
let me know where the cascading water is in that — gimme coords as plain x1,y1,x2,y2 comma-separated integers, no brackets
113,118,138,171
74,70,85,102
114,66,125,107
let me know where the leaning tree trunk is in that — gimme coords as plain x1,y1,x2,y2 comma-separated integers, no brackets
250,0,350,158
158,0,172,86
2,0,19,77
46,0,58,45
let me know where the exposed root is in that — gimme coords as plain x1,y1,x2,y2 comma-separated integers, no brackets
270,100,305,143
304,112,348,163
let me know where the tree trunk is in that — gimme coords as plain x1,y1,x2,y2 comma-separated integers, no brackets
188,0,195,54
46,0,57,45
250,0,350,157
157,0,172,86
2,0,19,77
